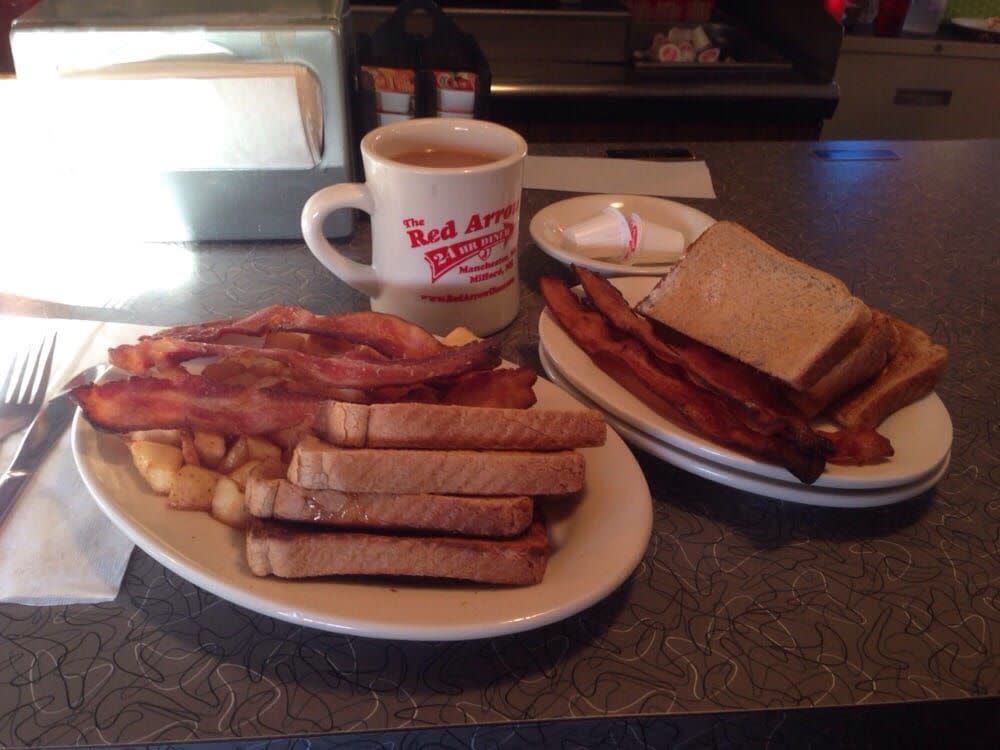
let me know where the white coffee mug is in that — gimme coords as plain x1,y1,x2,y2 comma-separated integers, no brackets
302,118,527,336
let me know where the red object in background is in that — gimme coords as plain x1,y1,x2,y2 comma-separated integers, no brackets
874,0,912,35
1,0,40,73
824,0,847,20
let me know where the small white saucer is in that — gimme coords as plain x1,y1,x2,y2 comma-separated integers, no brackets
529,194,715,276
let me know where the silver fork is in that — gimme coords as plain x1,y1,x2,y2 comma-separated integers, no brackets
0,334,57,443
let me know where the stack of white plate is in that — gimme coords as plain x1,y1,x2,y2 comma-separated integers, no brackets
538,277,953,508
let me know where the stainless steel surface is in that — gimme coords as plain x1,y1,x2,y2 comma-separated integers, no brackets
11,0,356,241
491,78,839,99
13,0,347,24
0,363,102,526
0,334,55,443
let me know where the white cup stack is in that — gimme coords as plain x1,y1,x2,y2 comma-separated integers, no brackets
563,207,687,265
436,88,475,118
375,89,414,126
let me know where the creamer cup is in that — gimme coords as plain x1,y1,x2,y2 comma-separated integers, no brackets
564,207,686,264
633,214,686,263
436,88,475,114
375,111,412,126
564,207,631,257
375,90,413,114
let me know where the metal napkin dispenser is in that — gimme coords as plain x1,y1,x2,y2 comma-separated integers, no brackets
10,0,356,241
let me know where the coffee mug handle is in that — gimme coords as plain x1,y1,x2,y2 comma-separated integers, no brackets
301,183,380,297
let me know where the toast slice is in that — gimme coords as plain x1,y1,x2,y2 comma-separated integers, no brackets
246,518,551,585
788,310,901,418
289,436,586,496
246,477,534,537
637,221,872,390
315,401,606,450
829,316,947,429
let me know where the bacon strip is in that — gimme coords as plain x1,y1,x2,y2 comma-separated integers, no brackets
109,337,500,389
71,376,323,435
437,367,538,409
285,367,537,408
193,350,536,408
73,365,539,436
541,277,827,483
152,306,445,359
574,267,828,455
820,428,894,465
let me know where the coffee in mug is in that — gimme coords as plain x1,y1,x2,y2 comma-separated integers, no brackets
301,118,527,336
389,148,498,168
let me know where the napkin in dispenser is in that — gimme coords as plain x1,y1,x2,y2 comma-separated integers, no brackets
65,61,325,171
2,62,324,171
7,0,356,241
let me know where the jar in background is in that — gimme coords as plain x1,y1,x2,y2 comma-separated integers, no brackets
874,0,912,35
903,0,949,34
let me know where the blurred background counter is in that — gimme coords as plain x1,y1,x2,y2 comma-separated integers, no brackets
352,0,999,141
352,0,843,141
4,1,998,143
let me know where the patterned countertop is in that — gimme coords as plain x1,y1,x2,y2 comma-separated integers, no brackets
0,139,997,748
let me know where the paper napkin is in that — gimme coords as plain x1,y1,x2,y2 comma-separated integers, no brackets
0,316,158,605
523,155,716,199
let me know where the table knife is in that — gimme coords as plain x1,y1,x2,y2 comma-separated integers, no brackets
0,364,104,527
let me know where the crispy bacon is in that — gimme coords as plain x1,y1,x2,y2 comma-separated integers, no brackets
73,368,538,436
301,368,537,407
820,428,894,465
152,305,445,359
541,276,827,483
109,337,500,389
368,384,441,404
201,355,288,383
71,376,324,435
193,351,536,408
437,367,538,408
198,355,374,402
574,267,828,454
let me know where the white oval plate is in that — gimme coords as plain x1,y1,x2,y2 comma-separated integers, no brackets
541,344,949,508
73,375,653,641
529,194,715,276
538,276,953,490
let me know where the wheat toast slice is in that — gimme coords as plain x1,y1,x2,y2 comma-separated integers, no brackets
829,316,947,429
638,221,871,390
